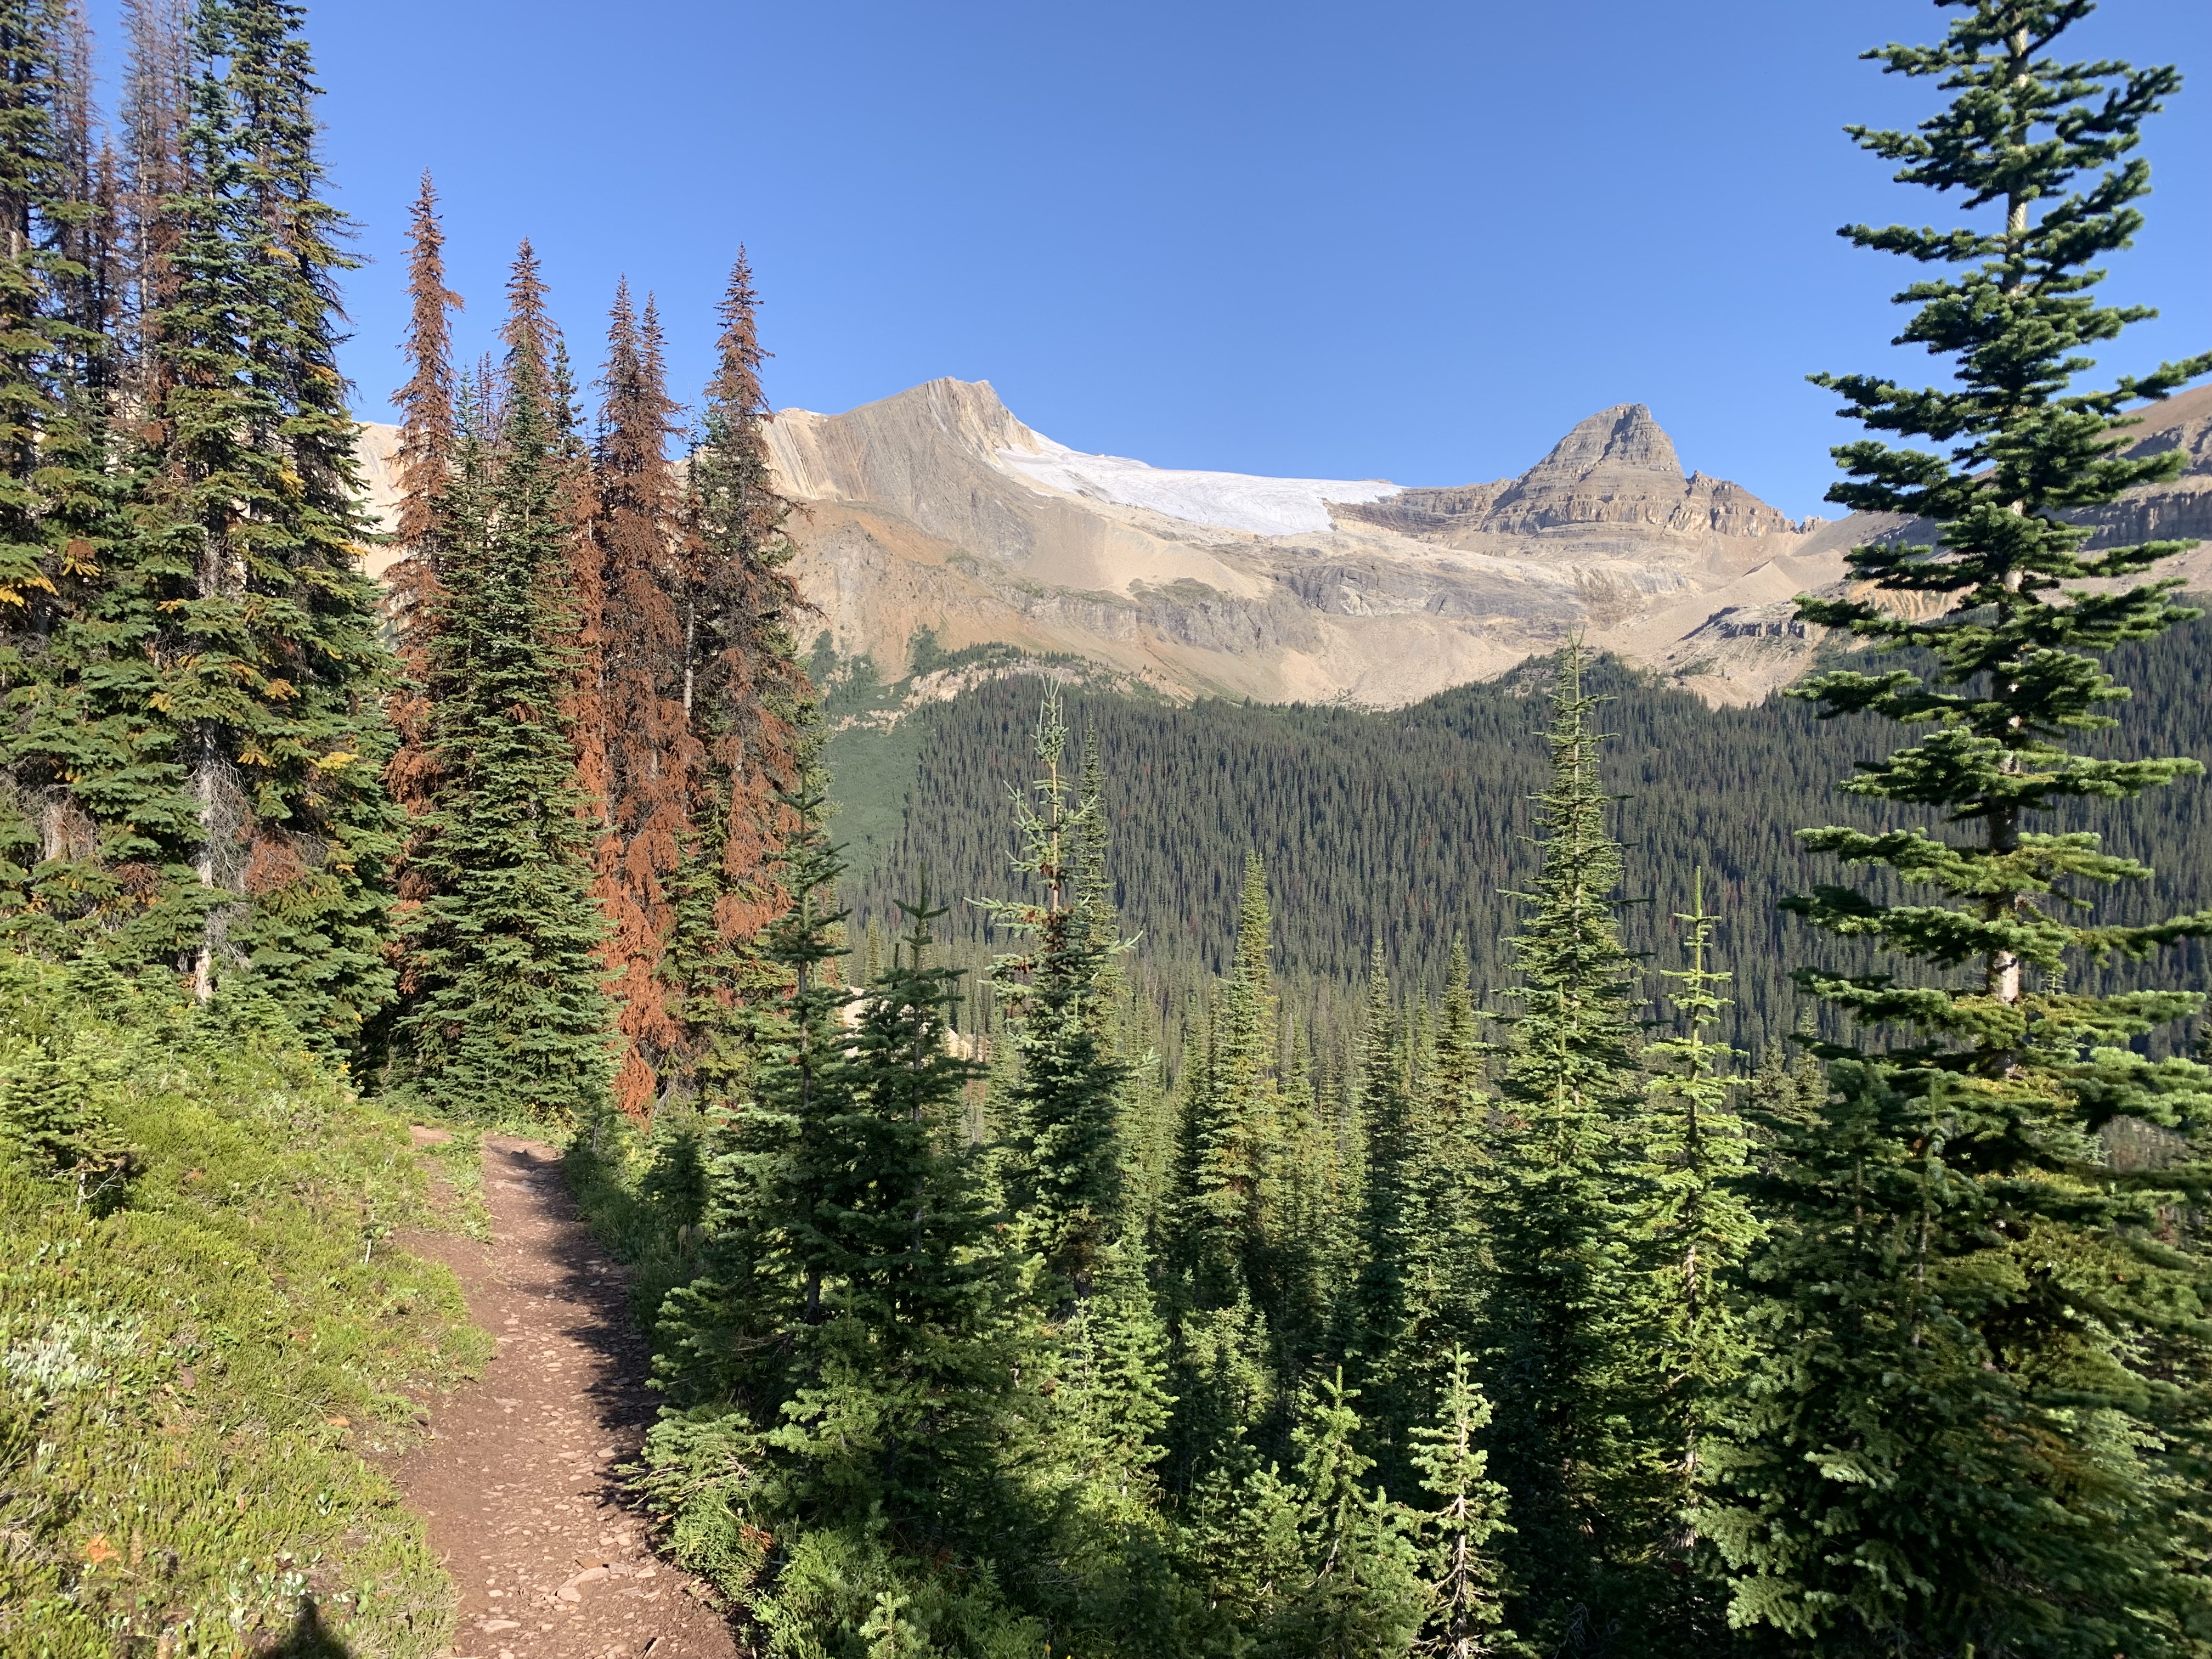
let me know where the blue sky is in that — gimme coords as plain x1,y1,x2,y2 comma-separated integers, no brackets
90,0,2212,518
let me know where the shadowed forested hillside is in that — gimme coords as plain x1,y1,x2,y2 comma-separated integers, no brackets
837,617,2212,1062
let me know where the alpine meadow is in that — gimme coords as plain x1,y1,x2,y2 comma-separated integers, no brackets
2,3,2210,1658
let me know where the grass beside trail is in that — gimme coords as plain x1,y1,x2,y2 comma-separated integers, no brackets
0,953,492,1658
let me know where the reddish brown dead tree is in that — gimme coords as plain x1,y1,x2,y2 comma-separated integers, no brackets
585,280,695,1118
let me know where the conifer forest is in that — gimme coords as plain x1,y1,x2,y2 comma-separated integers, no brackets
3,3,2212,1657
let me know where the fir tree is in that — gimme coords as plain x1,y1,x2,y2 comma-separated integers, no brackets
387,250,612,1123
1407,1350,1515,1659
128,0,398,1042
1178,850,1278,1301
981,686,1127,1301
1057,1234,1175,1510
1344,944,1417,1453
1416,941,1492,1376
1706,7,2212,1652
1480,641,1646,1645
383,171,458,842
1072,723,1125,1020
116,0,189,393
1622,872,1758,1587
1267,1010,1341,1387
1270,1372,1424,1659
661,251,811,1106
0,0,126,927
767,883,1021,1542
654,765,853,1415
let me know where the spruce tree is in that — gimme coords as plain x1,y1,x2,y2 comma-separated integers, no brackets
0,1,397,1047
661,251,811,1105
1407,1350,1515,1659
1267,1010,1340,1387
1168,853,1286,1483
653,766,853,1417
774,888,1013,1527
382,171,458,834
983,686,1128,1301
1073,724,1118,986
1269,1372,1424,1659
0,0,126,926
1622,873,1758,1588
128,0,398,1042
1705,7,2212,1652
1415,941,1492,1382
1480,641,1646,1645
387,250,612,1123
1344,944,1417,1455
1056,1234,1174,1511
1178,850,1279,1301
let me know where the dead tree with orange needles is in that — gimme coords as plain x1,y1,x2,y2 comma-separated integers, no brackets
587,281,695,1119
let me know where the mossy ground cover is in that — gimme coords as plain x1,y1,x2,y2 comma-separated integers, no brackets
0,953,492,1658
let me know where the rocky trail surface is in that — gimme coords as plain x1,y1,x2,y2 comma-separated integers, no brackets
390,1133,740,1659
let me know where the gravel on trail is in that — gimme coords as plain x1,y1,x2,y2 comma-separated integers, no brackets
389,1132,741,1659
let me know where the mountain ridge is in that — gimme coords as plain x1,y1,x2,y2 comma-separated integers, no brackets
350,377,2212,712
762,378,1844,707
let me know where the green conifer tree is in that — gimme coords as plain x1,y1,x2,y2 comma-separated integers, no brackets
981,687,1127,1301
1073,723,1124,1020
1267,1011,1339,1384
1178,850,1279,1301
653,765,853,1417
1168,854,1290,1483
1415,941,1492,1380
1344,945,1416,1448
1057,1234,1175,1511
1269,1371,1424,1659
1480,641,1646,1644
1705,8,2212,1652
134,0,398,1037
1407,1350,1515,1659
388,252,612,1122
766,885,1017,1537
660,252,812,1108
1622,871,1759,1611
0,0,130,933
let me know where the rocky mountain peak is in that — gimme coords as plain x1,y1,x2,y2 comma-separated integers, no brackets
1479,401,1796,537
1520,402,1684,484
1345,403,1799,543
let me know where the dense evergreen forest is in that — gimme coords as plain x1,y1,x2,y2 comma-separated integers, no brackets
836,621,2212,1065
3,3,2211,1658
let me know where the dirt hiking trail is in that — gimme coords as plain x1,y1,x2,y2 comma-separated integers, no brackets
392,1133,741,1659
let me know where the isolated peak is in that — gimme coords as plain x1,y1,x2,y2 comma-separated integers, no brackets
1526,403,1684,483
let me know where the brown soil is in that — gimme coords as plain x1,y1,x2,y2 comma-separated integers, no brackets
390,1133,741,1659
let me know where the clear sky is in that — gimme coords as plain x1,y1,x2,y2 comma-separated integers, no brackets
87,0,2212,519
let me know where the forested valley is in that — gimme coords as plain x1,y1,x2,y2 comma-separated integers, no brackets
832,620,2212,1071
2,3,2211,1658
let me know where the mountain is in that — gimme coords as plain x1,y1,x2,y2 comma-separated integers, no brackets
764,379,1837,707
350,379,2212,710
1642,380,2212,685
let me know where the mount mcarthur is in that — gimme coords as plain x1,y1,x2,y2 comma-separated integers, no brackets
355,378,2212,709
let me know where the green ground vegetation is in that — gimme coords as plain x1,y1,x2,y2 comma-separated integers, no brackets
0,952,489,1658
